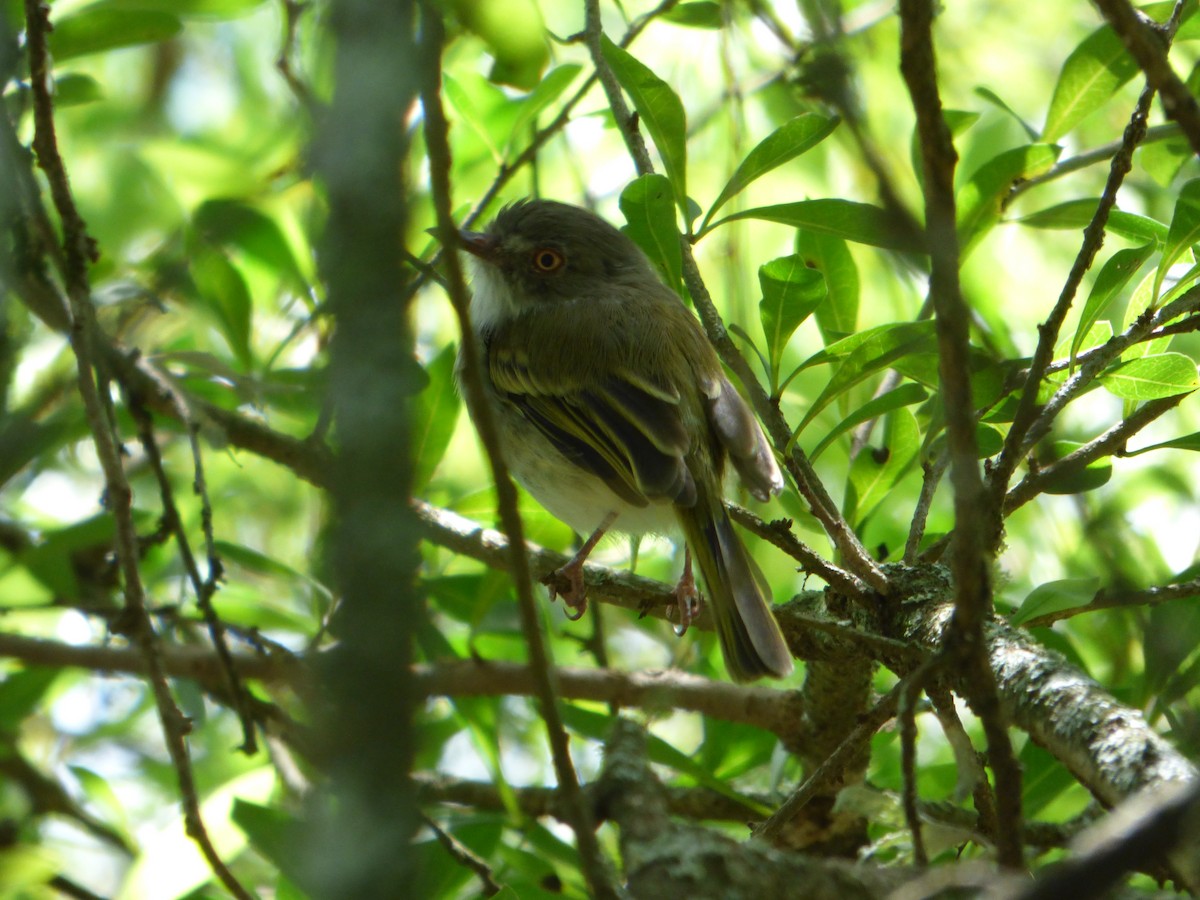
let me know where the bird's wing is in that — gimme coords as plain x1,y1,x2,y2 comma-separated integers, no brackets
703,374,783,502
487,311,697,509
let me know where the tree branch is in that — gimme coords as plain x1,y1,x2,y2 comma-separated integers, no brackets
418,10,617,895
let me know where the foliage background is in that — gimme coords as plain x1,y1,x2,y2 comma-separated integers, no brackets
2,0,1200,897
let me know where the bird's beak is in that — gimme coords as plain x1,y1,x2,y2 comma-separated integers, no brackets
458,228,498,261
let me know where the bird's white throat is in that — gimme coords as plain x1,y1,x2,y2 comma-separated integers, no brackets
466,257,521,332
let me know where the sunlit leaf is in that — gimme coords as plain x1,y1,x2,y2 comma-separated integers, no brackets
957,144,1060,254
507,64,583,154
1099,353,1198,400
49,7,182,61
193,198,307,293
1042,26,1136,142
1071,243,1156,366
974,87,1039,140
791,321,937,437
1017,199,1168,245
601,36,688,211
796,229,859,342
1123,431,1200,456
106,0,266,15
662,1,723,27
910,109,979,188
758,255,826,385
704,114,839,229
715,200,925,253
810,382,928,461
118,768,276,900
620,173,683,292
1011,577,1101,626
1154,178,1200,303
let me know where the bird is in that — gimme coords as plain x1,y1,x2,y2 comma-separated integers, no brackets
455,198,793,681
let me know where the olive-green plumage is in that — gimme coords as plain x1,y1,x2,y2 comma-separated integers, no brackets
457,199,792,681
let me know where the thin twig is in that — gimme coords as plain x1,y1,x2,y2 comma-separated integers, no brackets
987,4,1178,541
417,9,618,898
421,813,505,896
22,4,252,896
726,504,870,599
754,682,901,842
1017,287,1200,462
904,452,948,564
1022,576,1200,629
1091,0,1200,155
899,661,937,866
1010,123,1181,201
898,0,1022,867
129,396,257,753
1004,393,1190,516
275,0,316,111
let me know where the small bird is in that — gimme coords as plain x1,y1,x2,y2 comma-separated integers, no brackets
456,199,792,682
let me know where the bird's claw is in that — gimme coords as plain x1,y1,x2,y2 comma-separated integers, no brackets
672,566,702,637
542,563,588,620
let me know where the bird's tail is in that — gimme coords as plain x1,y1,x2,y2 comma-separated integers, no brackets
677,494,793,682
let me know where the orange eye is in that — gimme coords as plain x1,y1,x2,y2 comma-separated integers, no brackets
531,248,565,273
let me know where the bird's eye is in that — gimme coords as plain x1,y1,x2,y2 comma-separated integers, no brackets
531,248,565,273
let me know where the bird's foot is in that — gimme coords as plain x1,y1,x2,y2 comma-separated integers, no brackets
671,550,702,637
542,562,588,620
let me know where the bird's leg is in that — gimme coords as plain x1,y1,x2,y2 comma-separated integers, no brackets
543,511,618,620
672,545,702,636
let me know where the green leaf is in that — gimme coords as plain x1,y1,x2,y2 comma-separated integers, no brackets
845,408,920,526
810,382,929,461
506,64,583,154
447,0,549,89
974,87,1038,140
1154,178,1200,303
105,0,266,16
620,173,683,293
957,144,1060,255
796,229,858,342
791,321,937,437
1042,25,1137,142
20,514,129,601
757,255,826,386
1011,577,1101,626
715,200,925,253
193,199,307,293
118,769,275,900
1071,243,1156,366
661,1,722,27
0,668,61,731
910,109,979,189
600,36,688,211
215,540,335,602
49,7,182,61
190,247,254,369
231,800,303,882
704,114,839,229
1123,431,1200,456
53,73,105,106
1100,353,1198,400
1018,199,1168,245
412,343,462,491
